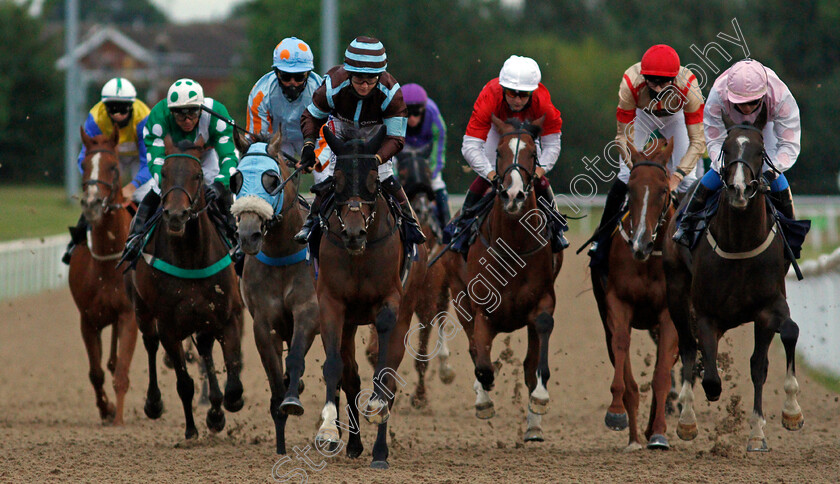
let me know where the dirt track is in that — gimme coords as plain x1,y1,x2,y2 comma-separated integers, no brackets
1,236,838,483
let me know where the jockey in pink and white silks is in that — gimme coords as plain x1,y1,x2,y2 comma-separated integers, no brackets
673,59,802,247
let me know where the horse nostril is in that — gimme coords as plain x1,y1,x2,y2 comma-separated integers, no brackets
515,191,526,201
248,232,261,244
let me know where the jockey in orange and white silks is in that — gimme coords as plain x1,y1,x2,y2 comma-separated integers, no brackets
673,59,802,247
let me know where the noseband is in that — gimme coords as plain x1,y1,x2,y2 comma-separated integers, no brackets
620,161,672,245
82,148,127,213
159,153,208,220
720,123,769,200
495,130,537,194
333,154,380,232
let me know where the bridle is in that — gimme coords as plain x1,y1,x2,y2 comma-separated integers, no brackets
619,161,672,246
494,129,537,194
719,123,769,200
81,148,128,213
333,154,380,233
159,153,208,220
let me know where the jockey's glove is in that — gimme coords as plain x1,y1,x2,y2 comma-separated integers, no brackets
300,142,317,172
206,180,228,205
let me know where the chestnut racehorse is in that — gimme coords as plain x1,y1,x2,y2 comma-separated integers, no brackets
69,126,137,425
663,108,804,451
314,127,427,469
445,116,561,442
231,131,320,454
591,138,678,450
127,136,245,441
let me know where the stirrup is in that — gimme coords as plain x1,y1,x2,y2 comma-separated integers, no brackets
294,216,317,244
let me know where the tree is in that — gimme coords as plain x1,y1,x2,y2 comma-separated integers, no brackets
40,0,167,24
0,1,63,184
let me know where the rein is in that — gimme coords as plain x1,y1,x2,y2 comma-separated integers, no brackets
617,161,673,253
159,153,209,220
332,154,380,233
494,129,538,194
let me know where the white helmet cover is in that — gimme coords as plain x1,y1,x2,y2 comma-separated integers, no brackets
167,78,204,108
101,77,137,103
499,55,541,92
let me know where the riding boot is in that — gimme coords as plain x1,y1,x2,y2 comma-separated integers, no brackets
62,213,89,265
122,190,161,262
769,187,795,220
294,193,323,244
588,180,628,258
672,183,715,248
535,180,569,252
434,188,451,228
382,176,427,245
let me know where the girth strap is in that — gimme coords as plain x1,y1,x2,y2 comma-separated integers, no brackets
705,224,778,260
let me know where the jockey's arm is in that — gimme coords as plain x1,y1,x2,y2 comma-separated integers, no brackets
208,102,238,188
462,135,493,180
703,88,727,167
430,108,447,178
537,132,562,173
616,76,638,166
769,90,802,172
246,74,274,139
300,79,331,147
129,116,152,189
674,75,706,180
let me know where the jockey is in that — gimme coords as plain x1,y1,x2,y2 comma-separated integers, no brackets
588,44,706,261
122,78,239,261
455,54,567,252
295,36,426,248
402,82,451,229
63,77,151,264
673,59,801,247
246,37,324,157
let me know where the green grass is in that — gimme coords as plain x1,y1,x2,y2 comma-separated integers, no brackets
798,357,840,394
0,185,80,242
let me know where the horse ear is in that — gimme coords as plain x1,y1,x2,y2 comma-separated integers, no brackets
364,125,387,155
234,131,251,154
194,135,206,150
491,114,506,134
659,137,675,165
721,109,735,130
626,141,642,164
267,130,283,159
80,126,92,149
753,104,768,131
163,135,175,154
109,122,120,147
322,126,343,155
531,115,546,130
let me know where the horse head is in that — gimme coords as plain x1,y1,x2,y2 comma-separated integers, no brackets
721,107,768,210
160,135,206,235
491,114,543,215
396,144,435,234
324,125,386,255
625,137,674,261
79,125,121,223
230,131,292,255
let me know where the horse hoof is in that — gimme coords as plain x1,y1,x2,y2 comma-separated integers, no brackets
623,442,644,452
647,434,670,450
410,393,427,409
346,442,364,459
439,367,456,385
782,412,804,431
702,379,722,402
206,408,226,432
144,399,164,420
747,437,769,452
475,402,495,419
370,460,390,470
528,396,549,415
224,396,244,413
315,429,340,449
101,403,117,423
677,422,698,441
185,427,199,440
604,412,628,431
524,428,544,442
365,408,390,425
280,397,304,416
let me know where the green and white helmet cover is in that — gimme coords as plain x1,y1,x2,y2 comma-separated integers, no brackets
167,78,204,108
101,77,137,103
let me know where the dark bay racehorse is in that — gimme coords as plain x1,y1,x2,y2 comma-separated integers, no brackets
231,131,320,454
365,145,456,409
446,115,560,442
663,108,803,451
69,126,137,425
127,136,245,440
314,128,427,469
591,138,678,450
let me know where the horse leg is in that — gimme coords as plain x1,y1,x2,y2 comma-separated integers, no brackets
316,294,345,449
141,331,164,419
111,312,138,426
779,317,804,431
621,348,643,451
697,315,723,402
107,322,118,375
367,304,398,425
195,331,226,433
747,312,779,452
281,302,319,416
471,311,497,419
365,324,378,368
604,295,632,433
645,311,679,450
160,333,198,440
80,320,115,422
529,311,553,416
253,313,288,454
410,313,432,409
522,326,543,442
220,313,245,413
434,283,456,385
340,326,364,459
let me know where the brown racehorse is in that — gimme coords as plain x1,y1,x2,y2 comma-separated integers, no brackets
591,138,678,450
445,115,560,442
314,127,427,469
126,136,245,440
231,131,320,454
663,108,804,451
69,126,137,425
366,145,456,409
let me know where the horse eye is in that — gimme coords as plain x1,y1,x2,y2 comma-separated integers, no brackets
229,171,243,195
262,171,282,195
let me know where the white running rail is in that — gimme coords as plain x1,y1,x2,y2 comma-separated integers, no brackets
0,235,69,301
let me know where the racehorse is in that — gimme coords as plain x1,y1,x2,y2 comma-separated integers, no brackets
445,115,560,442
365,144,456,409
69,126,137,425
590,137,678,450
126,136,245,440
314,127,427,469
231,131,320,454
663,107,804,451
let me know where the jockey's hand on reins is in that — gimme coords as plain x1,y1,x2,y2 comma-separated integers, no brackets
298,143,317,173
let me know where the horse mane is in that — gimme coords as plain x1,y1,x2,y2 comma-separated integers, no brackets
503,118,542,139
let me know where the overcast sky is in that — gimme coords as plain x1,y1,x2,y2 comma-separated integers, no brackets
149,0,248,23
